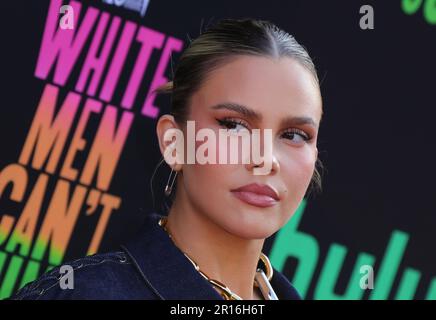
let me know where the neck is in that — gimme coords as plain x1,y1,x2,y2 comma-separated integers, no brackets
165,191,265,300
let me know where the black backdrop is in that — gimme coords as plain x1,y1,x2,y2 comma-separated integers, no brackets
0,0,435,300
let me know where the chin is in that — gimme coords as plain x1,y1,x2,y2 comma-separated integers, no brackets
222,219,278,240
235,228,276,240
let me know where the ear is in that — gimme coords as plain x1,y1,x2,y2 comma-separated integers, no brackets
156,114,183,171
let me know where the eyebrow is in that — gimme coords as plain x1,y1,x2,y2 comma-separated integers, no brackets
210,102,318,128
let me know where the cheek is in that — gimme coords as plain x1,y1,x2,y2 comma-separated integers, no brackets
181,119,241,195
183,160,235,196
282,149,316,196
181,162,235,219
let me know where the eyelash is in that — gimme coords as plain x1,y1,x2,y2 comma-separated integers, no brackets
216,117,312,143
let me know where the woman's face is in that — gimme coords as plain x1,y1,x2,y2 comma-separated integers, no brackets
168,55,322,239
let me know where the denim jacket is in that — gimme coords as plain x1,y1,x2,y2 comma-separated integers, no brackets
10,213,302,300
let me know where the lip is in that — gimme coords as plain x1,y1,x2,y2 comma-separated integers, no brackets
231,183,280,208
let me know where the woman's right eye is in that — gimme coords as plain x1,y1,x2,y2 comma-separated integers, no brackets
216,118,249,132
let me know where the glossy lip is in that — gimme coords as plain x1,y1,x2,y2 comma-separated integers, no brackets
230,183,280,208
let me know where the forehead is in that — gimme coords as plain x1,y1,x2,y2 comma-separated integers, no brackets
190,55,322,124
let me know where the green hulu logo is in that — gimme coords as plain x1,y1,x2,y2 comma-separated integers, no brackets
402,0,436,25
269,200,436,300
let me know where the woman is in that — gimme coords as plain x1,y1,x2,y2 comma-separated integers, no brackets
11,18,323,300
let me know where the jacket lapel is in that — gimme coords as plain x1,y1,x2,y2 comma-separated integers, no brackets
120,212,224,300
120,212,301,300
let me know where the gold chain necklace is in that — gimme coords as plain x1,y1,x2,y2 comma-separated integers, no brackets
158,216,277,300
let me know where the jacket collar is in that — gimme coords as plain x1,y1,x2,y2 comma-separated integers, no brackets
120,212,301,300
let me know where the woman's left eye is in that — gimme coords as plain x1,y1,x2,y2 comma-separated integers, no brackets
282,129,311,143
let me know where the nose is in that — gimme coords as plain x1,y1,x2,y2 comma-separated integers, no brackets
271,154,280,173
245,153,280,175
